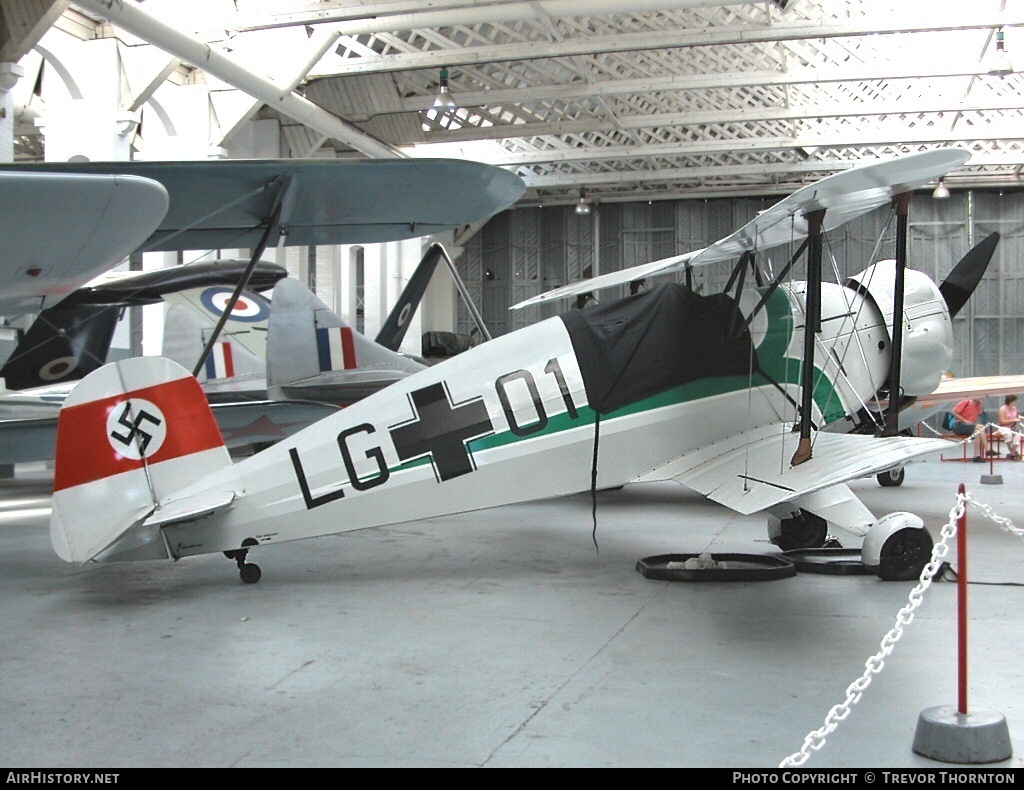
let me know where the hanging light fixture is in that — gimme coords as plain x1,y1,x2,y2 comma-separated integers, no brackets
432,66,457,110
932,179,950,199
988,28,1014,76
574,187,591,215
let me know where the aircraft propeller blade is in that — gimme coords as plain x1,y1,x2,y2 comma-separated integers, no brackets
939,232,1000,319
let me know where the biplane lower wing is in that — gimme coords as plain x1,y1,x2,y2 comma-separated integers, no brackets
636,424,954,525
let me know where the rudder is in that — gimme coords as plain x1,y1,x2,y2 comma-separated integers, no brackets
51,357,231,563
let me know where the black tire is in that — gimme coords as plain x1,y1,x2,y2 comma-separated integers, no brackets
240,563,262,584
771,510,828,551
876,528,933,581
877,467,905,487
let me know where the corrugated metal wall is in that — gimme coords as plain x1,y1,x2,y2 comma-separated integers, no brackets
460,191,1024,378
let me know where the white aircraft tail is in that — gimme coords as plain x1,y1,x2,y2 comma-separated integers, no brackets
162,294,266,382
266,278,424,388
50,357,232,564
161,286,271,369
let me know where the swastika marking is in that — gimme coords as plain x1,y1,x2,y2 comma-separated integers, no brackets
106,399,167,460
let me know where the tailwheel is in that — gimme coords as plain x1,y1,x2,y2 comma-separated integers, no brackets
769,509,828,551
224,538,262,584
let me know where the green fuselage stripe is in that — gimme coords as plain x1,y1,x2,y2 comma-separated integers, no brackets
392,287,845,475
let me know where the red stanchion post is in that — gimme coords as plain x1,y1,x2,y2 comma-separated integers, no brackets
912,482,1010,763
957,482,968,716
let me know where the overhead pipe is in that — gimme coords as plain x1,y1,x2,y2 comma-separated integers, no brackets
73,0,404,160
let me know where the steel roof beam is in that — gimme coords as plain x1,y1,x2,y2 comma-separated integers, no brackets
489,130,1024,167
521,155,1024,189
423,100,1024,144
397,61,1022,113
311,13,1024,81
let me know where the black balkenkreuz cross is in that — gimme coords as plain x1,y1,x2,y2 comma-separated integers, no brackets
389,382,493,482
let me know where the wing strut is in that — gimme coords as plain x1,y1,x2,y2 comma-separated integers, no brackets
733,237,809,338
881,192,912,437
791,208,825,467
191,176,293,376
726,251,753,337
435,243,492,342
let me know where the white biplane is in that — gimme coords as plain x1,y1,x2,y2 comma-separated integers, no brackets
49,149,992,584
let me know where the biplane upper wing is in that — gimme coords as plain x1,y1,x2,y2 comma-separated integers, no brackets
2,159,525,252
512,148,970,309
636,424,953,527
0,172,169,316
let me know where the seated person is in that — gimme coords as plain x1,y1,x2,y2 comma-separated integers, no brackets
996,394,1023,460
950,397,989,462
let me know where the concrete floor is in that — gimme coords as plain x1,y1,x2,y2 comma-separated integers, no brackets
1,456,1023,768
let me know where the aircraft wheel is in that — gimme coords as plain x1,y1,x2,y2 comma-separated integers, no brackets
877,467,905,487
876,528,933,581
240,563,262,584
770,509,828,551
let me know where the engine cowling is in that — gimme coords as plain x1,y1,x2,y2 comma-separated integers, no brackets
846,261,953,397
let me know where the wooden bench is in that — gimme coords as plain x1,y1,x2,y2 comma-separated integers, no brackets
936,427,1014,462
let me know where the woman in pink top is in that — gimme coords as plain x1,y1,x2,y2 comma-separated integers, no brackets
998,394,1022,460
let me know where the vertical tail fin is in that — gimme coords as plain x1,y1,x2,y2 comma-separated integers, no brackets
161,286,268,382
266,278,424,389
51,357,230,563
374,243,443,352
0,304,119,390
161,286,271,364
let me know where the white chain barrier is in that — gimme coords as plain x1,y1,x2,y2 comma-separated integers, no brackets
779,490,1021,767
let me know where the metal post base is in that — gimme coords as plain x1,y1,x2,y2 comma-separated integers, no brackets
913,706,1012,764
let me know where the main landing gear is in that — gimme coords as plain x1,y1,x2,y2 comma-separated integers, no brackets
862,513,933,581
769,509,933,581
224,538,262,584
876,466,905,487
768,509,829,551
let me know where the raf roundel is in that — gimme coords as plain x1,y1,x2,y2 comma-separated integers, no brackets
199,287,269,323
105,398,168,461
39,355,79,381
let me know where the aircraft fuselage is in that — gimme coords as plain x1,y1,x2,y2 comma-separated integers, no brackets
114,266,951,564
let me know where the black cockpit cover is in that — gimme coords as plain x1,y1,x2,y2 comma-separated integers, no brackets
559,283,756,415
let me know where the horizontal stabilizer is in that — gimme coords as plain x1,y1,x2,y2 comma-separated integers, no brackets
636,423,953,517
143,491,235,529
